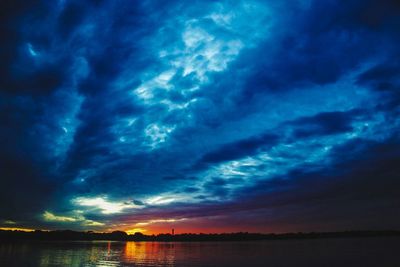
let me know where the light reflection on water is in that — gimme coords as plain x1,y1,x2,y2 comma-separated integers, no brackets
124,242,175,266
0,237,399,267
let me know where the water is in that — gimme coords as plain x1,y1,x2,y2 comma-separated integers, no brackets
0,237,398,267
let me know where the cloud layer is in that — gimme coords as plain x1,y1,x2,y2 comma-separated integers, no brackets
1,0,399,233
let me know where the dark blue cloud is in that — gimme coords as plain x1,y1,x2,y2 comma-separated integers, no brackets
287,110,364,139
356,62,400,123
198,133,279,165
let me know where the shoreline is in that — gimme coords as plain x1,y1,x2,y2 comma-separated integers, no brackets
1,230,399,242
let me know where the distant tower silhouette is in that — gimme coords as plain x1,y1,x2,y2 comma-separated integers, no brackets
172,228,174,235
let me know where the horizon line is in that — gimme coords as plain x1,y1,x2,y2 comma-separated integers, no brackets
1,228,400,236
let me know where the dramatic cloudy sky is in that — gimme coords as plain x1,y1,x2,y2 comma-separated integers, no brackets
1,0,399,234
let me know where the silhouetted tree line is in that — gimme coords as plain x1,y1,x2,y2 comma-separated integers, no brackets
0,230,399,242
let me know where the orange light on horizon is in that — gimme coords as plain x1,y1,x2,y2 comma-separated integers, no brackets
98,216,281,235
126,228,147,235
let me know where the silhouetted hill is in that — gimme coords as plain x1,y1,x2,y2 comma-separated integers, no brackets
0,230,399,242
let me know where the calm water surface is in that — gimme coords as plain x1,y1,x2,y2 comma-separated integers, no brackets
0,237,398,267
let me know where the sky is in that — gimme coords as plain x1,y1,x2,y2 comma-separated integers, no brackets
1,0,400,235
